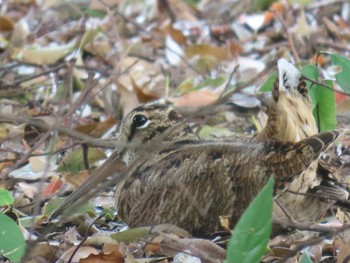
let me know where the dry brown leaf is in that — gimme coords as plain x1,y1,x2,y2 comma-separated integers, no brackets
116,81,140,116
80,245,125,263
75,116,117,138
162,22,186,46
62,170,91,190
0,16,14,32
29,242,59,262
185,44,230,61
337,239,350,263
131,76,160,103
160,235,226,263
16,43,74,65
60,246,99,262
169,90,219,107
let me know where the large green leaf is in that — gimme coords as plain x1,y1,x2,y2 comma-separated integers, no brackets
0,188,14,206
0,213,26,263
329,53,350,93
43,196,95,217
57,148,106,173
226,177,273,263
259,72,276,92
310,79,336,131
301,65,336,131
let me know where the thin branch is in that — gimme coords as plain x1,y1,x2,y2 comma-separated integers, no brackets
271,8,300,64
302,75,350,97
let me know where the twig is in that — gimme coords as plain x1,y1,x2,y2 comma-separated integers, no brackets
302,75,350,97
271,8,300,64
274,199,337,234
318,40,350,52
276,222,350,263
0,63,68,88
0,114,117,148
67,215,104,263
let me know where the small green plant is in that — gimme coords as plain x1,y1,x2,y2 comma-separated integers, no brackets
0,188,26,263
226,177,274,263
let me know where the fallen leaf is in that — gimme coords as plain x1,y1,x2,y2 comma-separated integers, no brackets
59,246,99,262
42,176,64,197
15,43,74,64
169,90,219,107
62,170,91,190
75,116,117,138
185,44,230,61
0,16,14,32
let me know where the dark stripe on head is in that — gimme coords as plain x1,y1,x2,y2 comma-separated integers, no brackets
168,110,181,121
145,126,168,142
128,124,137,142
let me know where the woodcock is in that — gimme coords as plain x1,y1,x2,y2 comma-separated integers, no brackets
50,59,347,236
255,59,348,225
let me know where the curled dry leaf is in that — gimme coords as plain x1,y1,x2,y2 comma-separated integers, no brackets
168,90,219,107
62,170,91,190
160,235,226,263
15,43,74,65
131,76,160,103
163,21,187,46
79,244,125,263
59,246,99,262
42,176,64,197
74,115,117,138
0,16,14,32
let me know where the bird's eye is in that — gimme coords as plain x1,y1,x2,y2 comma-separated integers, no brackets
132,114,149,128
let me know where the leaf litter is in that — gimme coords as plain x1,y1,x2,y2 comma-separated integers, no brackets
0,0,350,262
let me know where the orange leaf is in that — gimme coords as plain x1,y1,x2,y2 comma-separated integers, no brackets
42,177,64,197
162,21,186,46
169,90,219,107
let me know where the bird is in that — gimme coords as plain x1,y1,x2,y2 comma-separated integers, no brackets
49,60,347,236
254,59,348,224
112,103,343,235
50,101,344,235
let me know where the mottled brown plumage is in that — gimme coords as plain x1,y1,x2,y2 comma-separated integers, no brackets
113,103,342,235
255,59,348,223
50,60,347,236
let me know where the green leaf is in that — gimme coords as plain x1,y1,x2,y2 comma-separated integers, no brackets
299,251,313,263
43,196,95,217
301,64,319,111
259,72,276,92
0,188,14,206
310,80,336,131
226,177,274,263
110,227,150,243
57,148,106,173
301,65,336,131
252,0,275,11
290,0,313,7
0,213,26,263
329,53,350,93
76,28,100,51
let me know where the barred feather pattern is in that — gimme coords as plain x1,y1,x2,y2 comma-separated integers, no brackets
115,103,342,235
